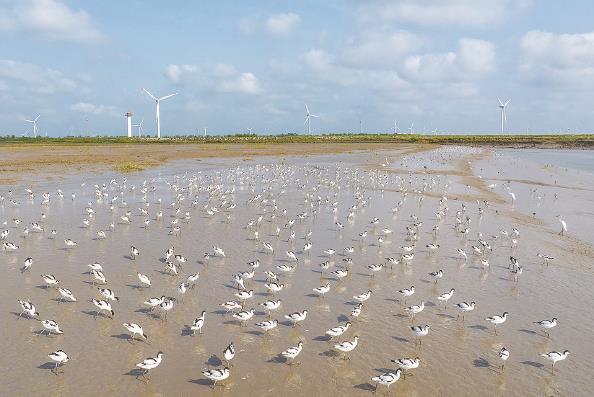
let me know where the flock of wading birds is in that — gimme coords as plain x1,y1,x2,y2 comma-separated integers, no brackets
2,161,569,394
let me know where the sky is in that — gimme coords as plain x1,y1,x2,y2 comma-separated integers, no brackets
1,0,594,137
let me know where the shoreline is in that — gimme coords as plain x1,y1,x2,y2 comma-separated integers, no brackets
0,139,591,185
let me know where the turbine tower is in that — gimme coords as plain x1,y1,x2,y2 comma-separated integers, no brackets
498,98,510,134
24,115,40,137
304,104,319,134
125,112,133,138
143,88,177,139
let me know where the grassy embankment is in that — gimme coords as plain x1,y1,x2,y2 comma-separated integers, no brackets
1,133,593,147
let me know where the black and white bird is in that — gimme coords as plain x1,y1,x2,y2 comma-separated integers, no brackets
281,341,304,364
202,367,230,388
91,269,107,285
284,310,308,327
137,272,151,287
371,369,401,393
232,308,255,327
398,286,415,305
437,288,455,307
136,351,163,380
64,239,77,248
41,274,59,288
144,296,165,310
326,322,351,340
485,312,508,334
47,350,69,374
259,299,282,317
255,319,278,333
351,302,363,318
391,357,420,379
39,319,63,336
92,299,114,318
353,290,372,303
428,269,443,283
235,289,254,303
158,298,174,320
455,301,475,321
191,311,206,335
405,301,425,319
334,336,359,359
410,325,430,345
313,283,331,297
57,288,77,302
534,318,558,337
130,246,139,260
540,350,570,374
22,257,33,272
499,347,510,371
17,299,39,319
223,343,235,366
264,282,284,294
123,322,148,341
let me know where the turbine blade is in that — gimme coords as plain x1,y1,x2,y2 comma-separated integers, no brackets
143,88,157,100
497,97,503,106
504,99,510,106
35,115,40,121
159,93,178,101
305,103,309,114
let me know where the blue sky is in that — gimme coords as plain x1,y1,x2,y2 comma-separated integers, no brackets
1,0,594,137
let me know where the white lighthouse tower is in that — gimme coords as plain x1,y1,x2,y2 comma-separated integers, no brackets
125,112,133,138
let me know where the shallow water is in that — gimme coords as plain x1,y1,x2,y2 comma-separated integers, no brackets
1,148,593,396
500,148,594,174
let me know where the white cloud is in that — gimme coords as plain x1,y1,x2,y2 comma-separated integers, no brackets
403,38,495,81
520,30,594,86
359,0,531,27
403,52,458,81
0,0,103,43
165,63,262,95
0,59,76,94
342,30,421,66
70,102,118,117
458,38,496,74
266,13,300,37
220,72,261,94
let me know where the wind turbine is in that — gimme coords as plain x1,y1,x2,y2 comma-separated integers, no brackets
393,120,400,134
498,98,510,134
408,122,414,134
358,116,362,134
143,88,177,138
24,115,40,137
304,104,319,134
133,119,144,137
247,127,253,134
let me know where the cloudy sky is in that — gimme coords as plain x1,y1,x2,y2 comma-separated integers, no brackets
1,0,594,137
